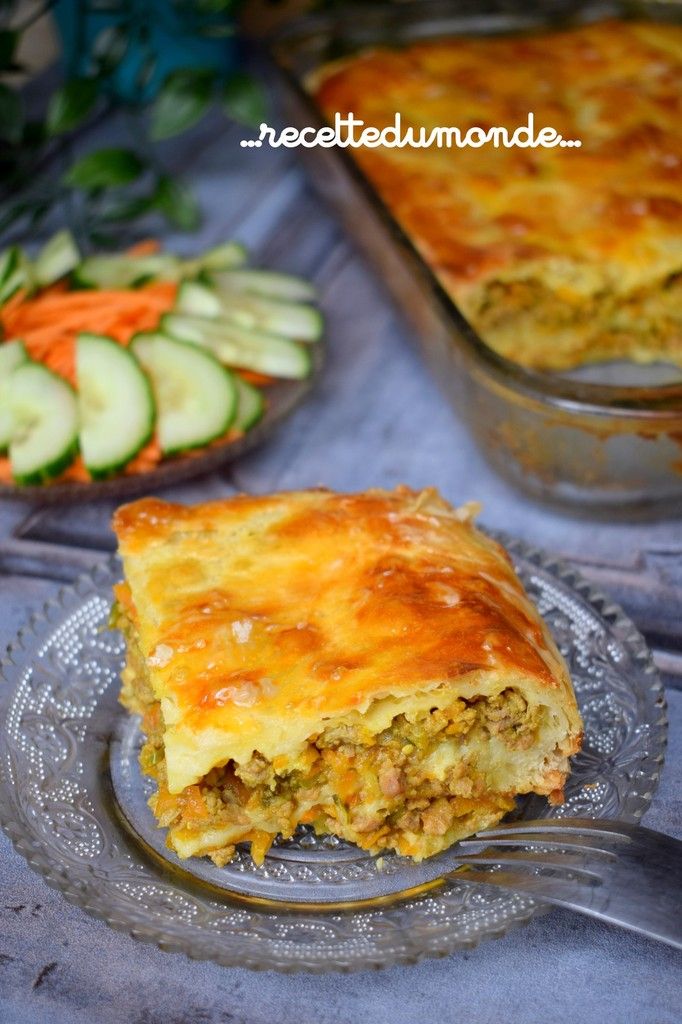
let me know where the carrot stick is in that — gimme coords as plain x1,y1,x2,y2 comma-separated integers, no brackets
58,456,91,482
237,369,275,387
127,239,161,256
123,437,163,474
39,280,70,297
1,281,178,384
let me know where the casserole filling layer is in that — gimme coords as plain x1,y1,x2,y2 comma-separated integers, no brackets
117,605,570,865
461,271,682,371
313,21,682,371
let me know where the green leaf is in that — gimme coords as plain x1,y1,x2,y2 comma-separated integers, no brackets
46,79,99,136
100,194,154,222
0,29,18,71
222,72,267,127
64,148,144,189
0,84,22,144
149,69,214,141
0,197,50,237
152,175,201,231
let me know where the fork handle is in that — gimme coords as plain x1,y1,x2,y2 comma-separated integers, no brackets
453,827,682,950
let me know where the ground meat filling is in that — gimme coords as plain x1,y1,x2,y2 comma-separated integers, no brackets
115,604,540,865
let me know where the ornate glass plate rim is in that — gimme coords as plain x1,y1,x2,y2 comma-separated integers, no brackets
0,536,668,973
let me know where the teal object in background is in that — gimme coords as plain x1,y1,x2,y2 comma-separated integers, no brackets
53,0,238,103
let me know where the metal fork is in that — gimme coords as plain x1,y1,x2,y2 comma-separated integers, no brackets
453,818,682,950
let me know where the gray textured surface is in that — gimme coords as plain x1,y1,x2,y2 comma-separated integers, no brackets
1,111,681,1022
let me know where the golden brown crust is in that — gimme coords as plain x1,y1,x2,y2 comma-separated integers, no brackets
313,20,682,369
112,487,581,794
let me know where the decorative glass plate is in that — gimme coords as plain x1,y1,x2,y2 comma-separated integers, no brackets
0,537,667,972
0,348,322,504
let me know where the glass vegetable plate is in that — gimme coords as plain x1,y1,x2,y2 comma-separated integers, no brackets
0,537,667,972
0,348,322,504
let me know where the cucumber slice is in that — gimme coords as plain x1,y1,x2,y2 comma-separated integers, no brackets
73,243,246,290
193,241,247,273
174,279,323,344
212,269,317,303
131,333,236,455
211,289,323,342
176,280,223,318
0,268,27,306
0,340,28,451
161,313,311,380
0,339,27,376
0,249,33,306
77,333,155,479
7,362,78,484
73,254,181,290
234,376,265,432
33,230,80,287
0,246,19,290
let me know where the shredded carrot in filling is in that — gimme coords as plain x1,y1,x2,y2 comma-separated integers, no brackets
112,582,137,621
183,786,209,820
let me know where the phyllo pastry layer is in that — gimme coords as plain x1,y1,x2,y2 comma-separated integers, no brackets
314,20,682,370
112,488,582,865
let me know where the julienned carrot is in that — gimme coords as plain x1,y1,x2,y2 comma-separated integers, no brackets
127,239,161,256
37,344,77,383
58,456,92,483
39,280,70,297
123,437,163,474
0,280,179,386
2,282,177,330
19,315,123,337
1,424,244,488
0,288,28,322
46,437,165,484
7,279,175,310
237,369,275,387
6,300,173,332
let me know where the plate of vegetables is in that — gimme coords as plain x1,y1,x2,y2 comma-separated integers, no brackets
0,231,323,502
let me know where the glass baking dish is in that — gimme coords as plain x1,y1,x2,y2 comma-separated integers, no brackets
268,0,682,518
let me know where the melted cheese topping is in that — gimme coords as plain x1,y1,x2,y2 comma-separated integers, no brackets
113,487,581,794
313,20,682,368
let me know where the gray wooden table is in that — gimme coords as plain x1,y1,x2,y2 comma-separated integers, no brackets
1,113,681,1024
